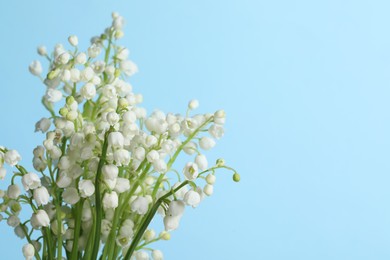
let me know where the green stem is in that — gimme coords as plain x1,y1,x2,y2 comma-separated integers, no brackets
152,117,213,199
102,161,147,260
44,227,54,260
21,223,42,260
124,181,189,260
91,128,112,260
55,202,63,260
70,199,84,260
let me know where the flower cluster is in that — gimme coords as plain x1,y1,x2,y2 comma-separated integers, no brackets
0,12,239,260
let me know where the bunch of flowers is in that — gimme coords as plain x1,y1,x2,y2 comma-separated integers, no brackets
0,12,239,260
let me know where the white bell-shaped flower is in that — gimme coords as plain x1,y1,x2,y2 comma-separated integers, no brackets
22,172,41,191
33,187,50,206
102,164,119,180
62,187,80,205
183,162,199,180
183,190,201,208
22,243,35,260
7,184,21,199
131,196,149,215
78,180,95,198
195,154,208,171
4,150,21,166
31,210,50,229
103,191,119,209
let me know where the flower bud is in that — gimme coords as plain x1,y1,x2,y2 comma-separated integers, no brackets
62,187,80,205
22,172,41,191
167,200,185,217
233,172,240,182
113,149,130,166
134,147,145,161
216,158,225,167
160,231,170,240
7,184,21,199
72,51,85,64
195,154,208,171
31,210,50,229
78,180,95,198
37,45,47,56
35,118,51,133
135,251,149,260
45,89,63,103
68,35,79,46
4,150,21,166
108,132,124,149
183,190,201,208
144,229,156,242
10,201,22,214
58,156,71,170
29,60,42,76
131,196,149,215
163,215,181,231
188,99,199,110
103,191,119,209
33,187,50,206
22,243,35,260
107,112,120,126
7,215,20,227
203,184,214,196
199,137,216,150
206,174,216,185
153,159,167,173
146,150,159,163
15,225,27,239
102,164,119,180
80,83,97,100
115,178,130,193
214,109,226,125
152,250,164,260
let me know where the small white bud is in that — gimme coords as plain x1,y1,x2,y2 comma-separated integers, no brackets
68,35,79,46
29,60,42,76
62,187,80,205
206,174,216,185
195,154,208,171
108,132,124,149
31,210,50,228
199,137,216,150
131,196,149,215
4,150,21,166
22,243,35,259
22,172,41,191
78,180,95,198
33,187,50,206
183,190,201,208
7,184,21,199
203,184,214,196
102,164,119,180
188,99,199,110
37,46,47,56
103,191,119,209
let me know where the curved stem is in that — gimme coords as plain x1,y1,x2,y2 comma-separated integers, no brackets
20,223,42,260
124,181,189,260
91,129,112,260
152,117,213,199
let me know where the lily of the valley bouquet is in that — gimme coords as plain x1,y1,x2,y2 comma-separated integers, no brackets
0,13,239,260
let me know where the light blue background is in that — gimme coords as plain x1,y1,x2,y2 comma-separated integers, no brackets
1,0,390,259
